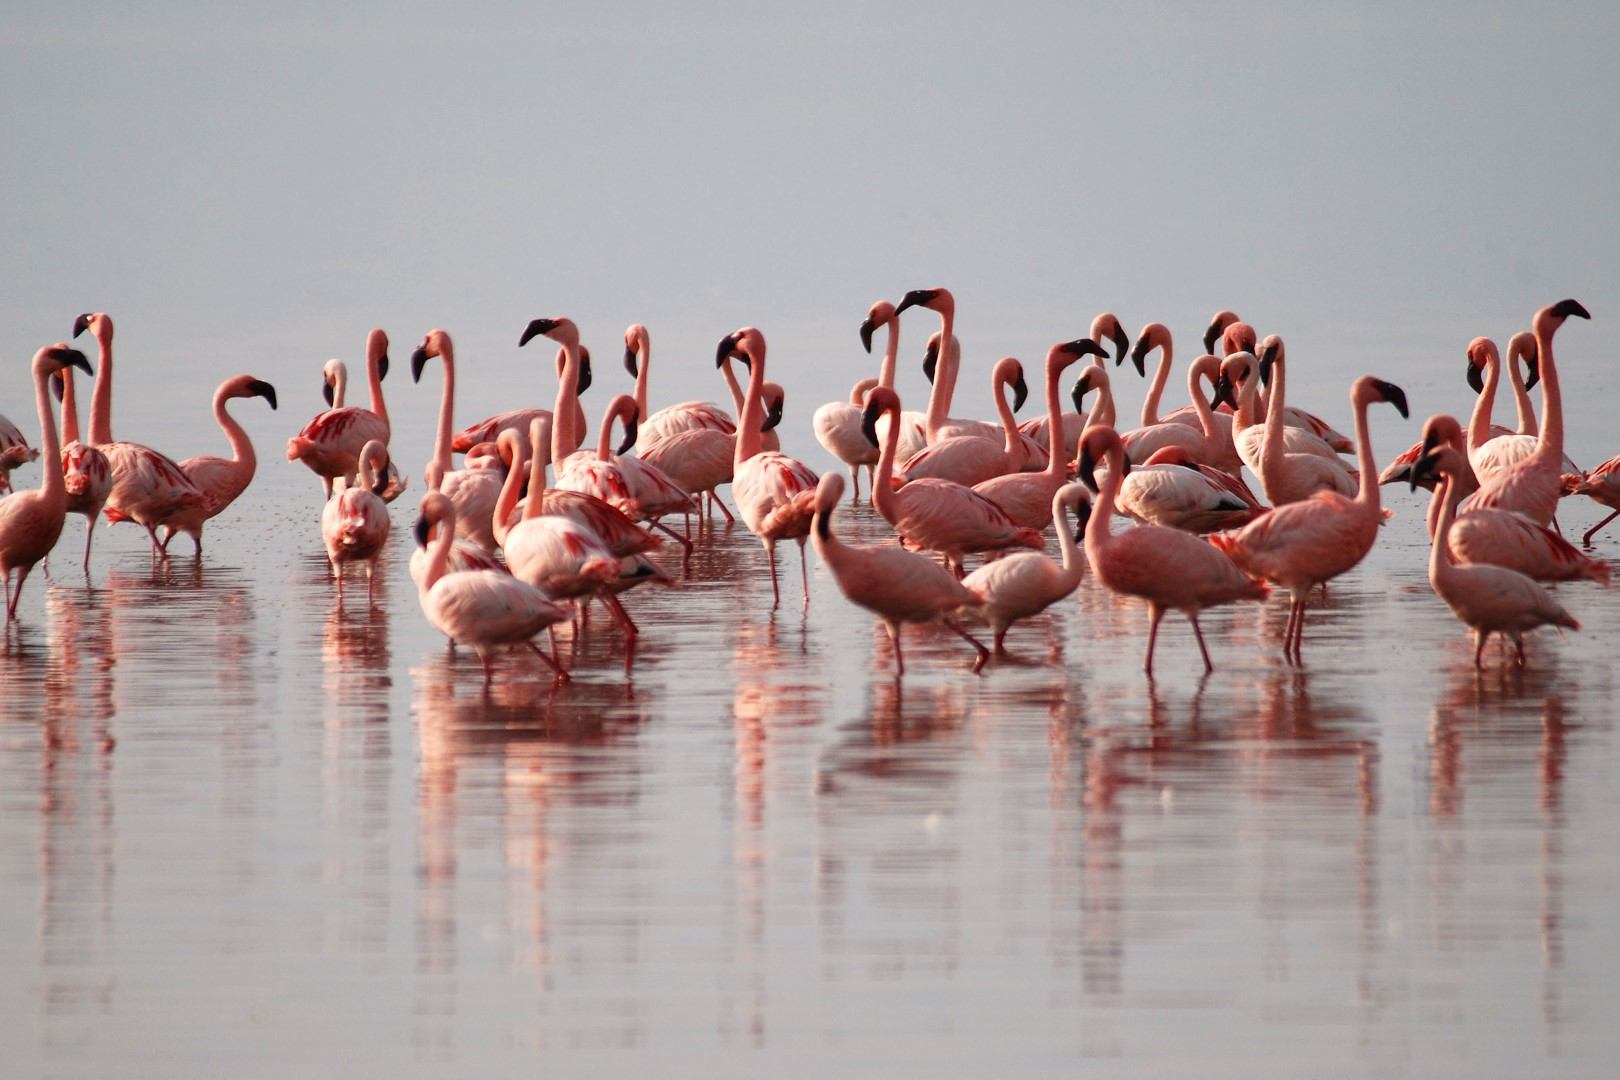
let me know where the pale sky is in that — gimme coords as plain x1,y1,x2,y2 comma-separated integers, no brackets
4,3,1617,456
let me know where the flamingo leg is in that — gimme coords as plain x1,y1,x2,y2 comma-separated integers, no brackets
798,540,810,608
527,641,570,682
1144,603,1165,674
144,524,165,559
603,593,639,642
83,516,97,577
4,569,15,622
8,564,32,621
652,519,694,556
713,493,735,524
1189,612,1214,673
1583,508,1620,546
1473,629,1488,669
992,622,1009,656
942,616,989,673
764,540,781,607
1513,633,1527,666
884,619,904,676
849,465,861,506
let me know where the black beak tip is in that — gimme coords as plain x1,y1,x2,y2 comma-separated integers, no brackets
410,346,430,383
72,313,92,339
859,319,875,355
861,410,880,448
1078,448,1099,493
715,333,739,368
413,515,431,549
250,380,278,410
519,318,557,348
623,346,639,378
322,381,335,408
1465,361,1485,395
1552,298,1591,321
1011,375,1028,413
377,352,390,382
50,371,64,402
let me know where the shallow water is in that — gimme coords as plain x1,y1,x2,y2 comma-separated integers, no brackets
3,337,1620,1078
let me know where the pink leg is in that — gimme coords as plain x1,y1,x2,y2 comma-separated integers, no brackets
764,541,781,607
653,519,694,556
992,622,1009,655
1144,604,1164,674
849,465,862,505
9,564,32,622
1583,508,1620,546
83,516,98,577
603,593,639,642
1473,629,1488,669
942,616,989,673
884,620,904,676
798,540,810,608
713,493,735,524
528,641,570,682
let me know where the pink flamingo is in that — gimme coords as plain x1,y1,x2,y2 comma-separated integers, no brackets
1116,446,1267,534
1209,376,1409,662
717,327,821,607
637,423,739,523
624,323,736,450
864,387,1041,576
414,491,570,683
1565,457,1620,545
892,288,1021,450
411,329,502,551
321,439,390,599
1070,363,1117,431
896,356,1038,486
815,372,884,506
1461,300,1589,527
2,346,94,622
160,375,278,554
1125,322,1234,449
1206,317,1353,450
1412,447,1579,668
1079,425,1268,673
286,328,391,498
1119,353,1241,473
1247,339,1358,505
1203,310,1246,355
811,473,989,675
0,410,37,496
972,338,1108,529
72,312,214,557
47,364,112,574
1019,312,1128,458
320,359,407,501
556,394,697,543
1465,333,1579,483
450,344,591,456
1413,441,1607,584
1218,348,1354,483
961,482,1091,654
1380,414,1478,536
863,303,930,464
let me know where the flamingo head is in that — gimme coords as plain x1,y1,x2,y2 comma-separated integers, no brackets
72,312,113,342
812,473,846,540
616,405,639,456
246,378,278,409
992,357,1029,412
860,386,901,447
414,492,453,547
322,358,346,407
895,287,953,319
520,316,579,349
715,327,764,370
761,382,786,431
1203,310,1239,354
1071,364,1107,416
921,332,943,385
1222,322,1257,357
1210,354,1248,410
1508,331,1540,391
1089,313,1130,368
1127,322,1168,377
1365,377,1409,419
1464,337,1495,395
622,324,649,378
37,345,93,380
576,346,593,394
1056,482,1093,544
365,328,390,382
1076,427,1127,494
1411,442,1463,492
410,329,451,383
1537,298,1591,339
1257,336,1284,387
860,300,898,354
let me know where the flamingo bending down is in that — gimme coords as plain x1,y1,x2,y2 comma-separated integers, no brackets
321,440,390,599
2,346,94,622
72,312,215,556
1019,312,1128,459
1413,442,1607,584
322,359,407,502
811,473,988,675
1209,376,1409,662
972,338,1108,529
414,492,570,683
961,483,1091,654
896,356,1036,486
412,329,502,551
1461,300,1590,528
1413,449,1578,668
1079,425,1268,673
0,411,37,496
624,322,736,451
1116,446,1267,534
286,328,391,498
451,343,591,457
716,327,820,606
864,387,1041,576
160,375,278,554
48,365,112,574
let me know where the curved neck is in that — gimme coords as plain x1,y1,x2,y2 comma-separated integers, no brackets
1261,355,1286,464
871,403,901,526
1428,473,1462,586
734,349,767,465
525,424,549,521
493,441,524,546
1467,349,1500,453
422,510,454,592
1042,352,1065,477
59,369,81,445
88,332,113,445
925,321,958,440
1232,366,1263,430
1083,443,1122,559
718,356,746,417
876,319,900,388
553,341,581,468
214,388,254,471
1506,346,1537,436
992,367,1019,454
1349,387,1378,509
1141,337,1172,427
633,338,650,418
35,366,64,501
1188,361,1220,440
596,402,619,460
366,348,389,431
1533,323,1563,464
1054,498,1084,578
330,364,348,409
432,344,456,477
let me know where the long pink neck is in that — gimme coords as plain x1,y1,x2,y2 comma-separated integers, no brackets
1507,340,1537,436
1053,495,1085,581
877,319,900,388
1349,385,1379,511
1428,473,1463,589
423,508,454,592
871,403,902,527
1532,322,1563,466
366,346,389,434
595,401,623,461
924,315,957,440
1466,347,1500,454
1141,334,1172,427
553,341,581,468
632,338,649,419
214,387,255,473
734,347,767,465
1232,364,1263,430
1084,441,1123,564
718,356,746,417
432,343,456,477
59,369,82,445
1041,351,1065,478
525,421,549,521
992,367,1019,455
1261,353,1286,467
88,331,112,445
1187,358,1221,441
493,436,524,546
35,364,65,503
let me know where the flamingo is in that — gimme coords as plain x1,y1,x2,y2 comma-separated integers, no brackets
1380,413,1479,537
892,288,1015,449
413,491,570,683
72,312,214,557
717,327,821,607
1019,312,1128,458
811,473,988,675
1070,363,1117,431
624,322,737,450
47,364,112,574
815,370,883,505
0,411,37,496
864,386,1041,576
1412,447,1579,668
1209,376,1410,662
286,328,391,498
1465,333,1579,483
556,394,697,546
896,356,1037,486
1565,458,1620,546
972,338,1108,529
1125,322,1233,449
1461,300,1589,528
1078,425,1269,673
637,423,739,524
1206,316,1354,450
1245,338,1358,505
321,358,407,502
156,375,278,554
961,482,1092,654
320,439,390,599
852,300,929,466
451,343,591,457
2,346,94,622
1118,353,1241,473
1412,440,1607,584
411,329,503,552
1203,310,1246,355
1218,347,1355,477
1116,446,1267,534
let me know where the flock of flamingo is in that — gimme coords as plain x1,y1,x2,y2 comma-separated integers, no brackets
0,293,1611,680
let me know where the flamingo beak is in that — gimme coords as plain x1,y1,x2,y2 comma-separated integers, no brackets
617,415,638,456
1110,324,1130,368
577,352,593,395
73,313,93,339
1078,444,1099,493
520,318,560,347
1465,360,1485,395
1011,372,1028,412
861,402,881,448
715,333,740,367
762,395,785,432
1210,372,1235,410
410,345,430,383
1067,338,1107,361
1071,378,1088,416
371,459,390,497
1374,380,1409,419
1551,298,1590,321
1202,319,1222,355
413,514,432,549
1411,450,1441,491
322,378,335,407
50,371,64,402
859,316,876,355
895,289,937,316
48,347,93,376
249,380,278,409
1258,342,1278,387
1384,462,1413,488
922,341,939,385
1127,336,1150,376
1523,348,1540,391
1071,498,1092,543
623,346,639,378
377,352,390,382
